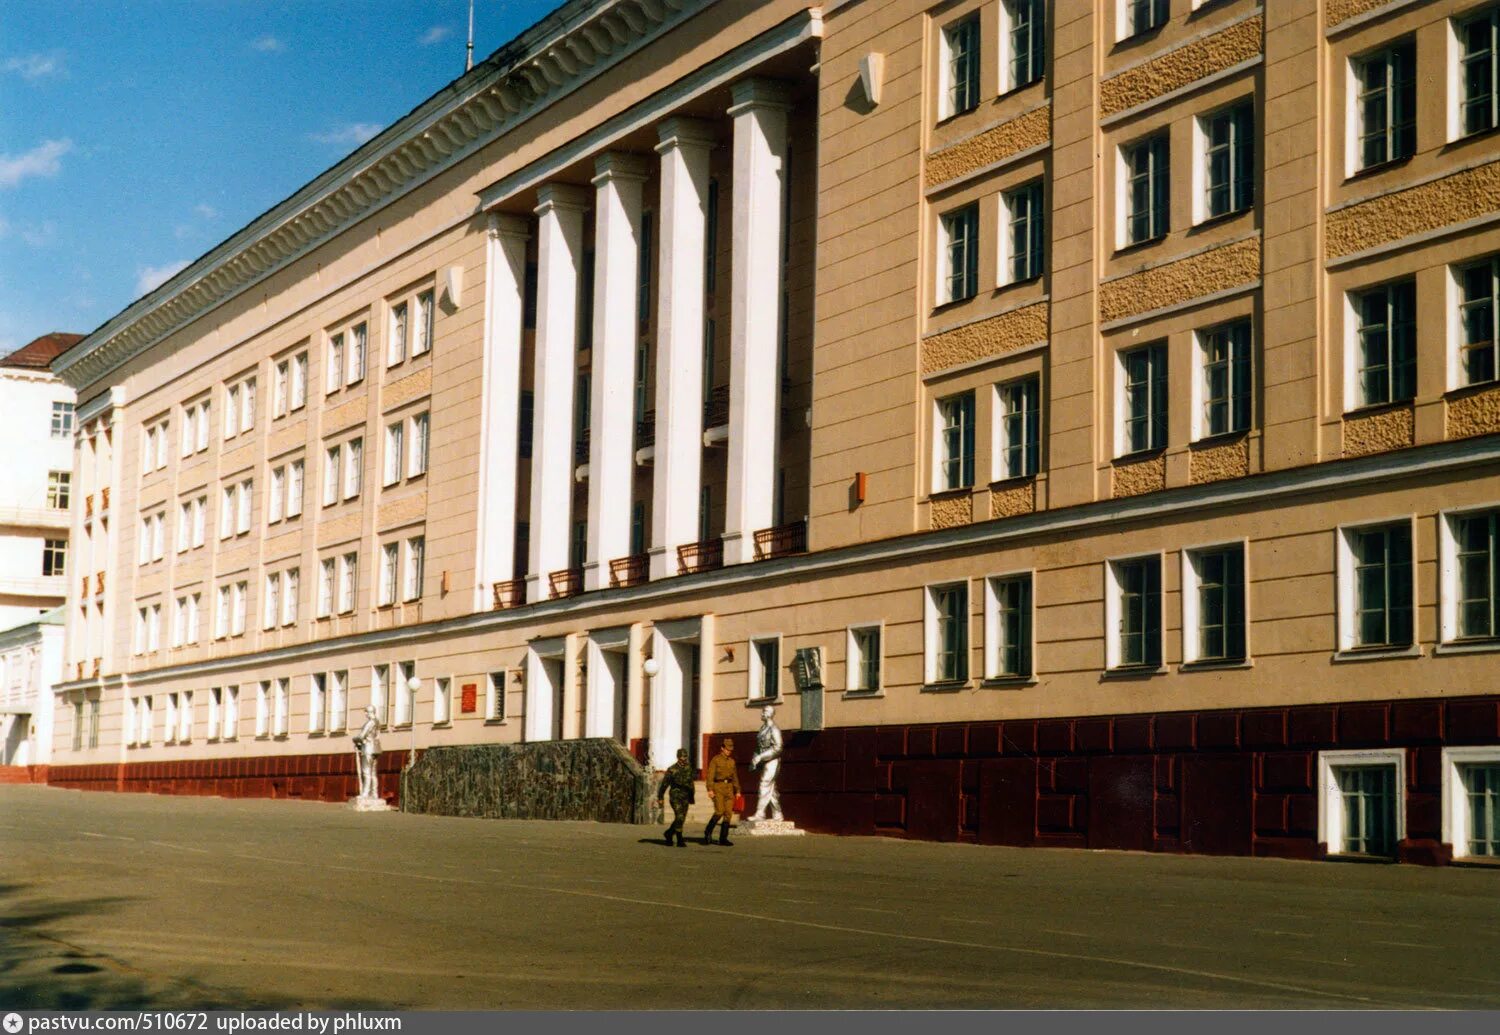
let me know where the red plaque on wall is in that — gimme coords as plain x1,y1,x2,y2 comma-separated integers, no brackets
460,683,478,714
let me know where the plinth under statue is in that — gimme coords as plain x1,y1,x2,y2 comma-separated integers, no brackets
350,705,391,811
745,704,804,836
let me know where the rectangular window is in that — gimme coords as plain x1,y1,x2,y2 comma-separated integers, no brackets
1348,523,1414,650
1201,102,1254,220
749,637,781,701
434,676,451,726
1462,763,1500,857
1354,281,1418,407
578,251,595,351
187,592,200,644
208,688,221,739
926,582,970,683
396,661,416,727
637,214,654,326
1111,556,1162,669
42,538,66,577
178,690,192,743
51,400,74,438
287,460,304,518
847,625,882,693
1121,342,1168,454
173,596,187,648
152,512,165,561
215,585,230,639
236,479,253,535
409,412,430,477
630,501,647,557
403,536,424,602
220,486,235,539
177,501,190,553
225,384,240,438
1198,319,1252,438
71,700,83,751
221,687,237,740
1124,0,1169,38
291,353,308,411
282,568,298,626
193,496,206,547
1458,257,1499,387
1124,133,1170,244
414,290,434,357
323,445,340,506
344,438,363,499
1354,40,1416,170
339,552,358,613
1002,0,1045,92
329,671,347,732
633,347,649,425
269,465,285,523
942,16,980,118
47,470,70,509
273,678,289,737
936,391,976,491
939,204,979,304
148,603,161,652
255,682,270,738
348,323,367,384
985,574,1034,679
487,671,506,721
231,581,247,636
705,180,719,293
384,422,404,486
996,376,1041,480
379,542,399,606
241,377,256,431
1003,180,1045,284
1186,545,1247,664
318,558,336,618
274,360,289,418
180,406,195,458
1452,510,1500,642
196,402,210,452
518,390,535,460
309,673,326,734
1338,764,1397,856
1460,6,1500,137
165,693,178,743
372,664,389,726
389,302,408,366
327,333,345,394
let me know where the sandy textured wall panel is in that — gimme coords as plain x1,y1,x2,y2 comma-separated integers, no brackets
1327,161,1500,259
318,513,362,546
1099,16,1263,118
1326,0,1397,29
922,303,1048,375
989,480,1036,519
402,740,649,823
324,396,367,433
1446,385,1500,440
1189,438,1250,484
1100,237,1261,323
265,419,308,459
1112,453,1167,498
926,105,1051,188
1343,406,1414,458
378,492,427,530
383,366,433,411
217,545,253,574
930,494,973,529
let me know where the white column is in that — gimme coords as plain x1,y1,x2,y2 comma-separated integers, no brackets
647,628,684,770
527,184,590,601
723,79,791,565
585,153,649,591
649,117,715,579
474,213,530,611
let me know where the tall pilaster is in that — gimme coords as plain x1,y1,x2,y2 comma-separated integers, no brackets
585,153,649,590
527,184,590,601
649,117,715,579
475,213,531,610
722,79,791,565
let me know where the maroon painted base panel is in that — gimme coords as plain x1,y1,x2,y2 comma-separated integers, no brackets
47,751,405,806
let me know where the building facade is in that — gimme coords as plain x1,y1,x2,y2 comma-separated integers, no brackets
0,607,66,771
46,0,1500,864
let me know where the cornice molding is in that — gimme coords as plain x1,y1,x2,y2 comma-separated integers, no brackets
53,0,716,393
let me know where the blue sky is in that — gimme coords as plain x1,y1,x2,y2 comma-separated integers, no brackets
0,1,557,354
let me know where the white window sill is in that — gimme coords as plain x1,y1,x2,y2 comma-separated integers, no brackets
1330,646,1423,663
746,696,783,708
921,680,971,693
981,675,1037,688
484,718,508,726
1433,640,1500,656
1101,665,1169,680
842,689,884,699
1178,658,1254,672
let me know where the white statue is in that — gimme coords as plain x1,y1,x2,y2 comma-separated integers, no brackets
750,704,783,821
353,705,381,801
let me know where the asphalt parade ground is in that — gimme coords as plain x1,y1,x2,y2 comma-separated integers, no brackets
2,784,1498,1010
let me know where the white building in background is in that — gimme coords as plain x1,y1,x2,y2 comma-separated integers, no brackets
0,333,79,630
0,606,66,767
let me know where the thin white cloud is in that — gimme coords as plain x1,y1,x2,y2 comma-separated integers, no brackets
137,260,190,295
3,52,64,79
0,138,72,189
250,35,285,53
20,221,56,247
194,203,218,220
309,123,383,146
420,25,454,45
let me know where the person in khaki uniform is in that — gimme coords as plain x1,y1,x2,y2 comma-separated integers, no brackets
702,737,741,847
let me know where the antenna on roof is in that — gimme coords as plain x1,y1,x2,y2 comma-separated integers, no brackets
465,0,475,72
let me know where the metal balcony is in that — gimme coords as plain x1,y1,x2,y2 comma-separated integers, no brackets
491,579,526,611
608,554,648,588
676,538,723,574
753,519,808,561
549,568,583,599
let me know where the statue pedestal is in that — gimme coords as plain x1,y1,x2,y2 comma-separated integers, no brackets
743,817,804,836
349,795,392,812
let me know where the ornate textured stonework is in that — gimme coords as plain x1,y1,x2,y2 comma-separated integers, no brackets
265,419,307,459
989,480,1036,519
1100,16,1263,118
1327,160,1500,259
922,303,1048,375
318,513,363,547
1343,406,1415,458
402,740,651,823
1326,0,1397,28
930,494,973,529
926,105,1051,188
323,395,367,433
1100,237,1261,324
1113,453,1167,498
378,492,428,530
1189,438,1250,485
1446,384,1500,440
383,365,434,411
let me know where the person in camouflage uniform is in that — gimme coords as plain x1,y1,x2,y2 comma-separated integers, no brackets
656,748,695,847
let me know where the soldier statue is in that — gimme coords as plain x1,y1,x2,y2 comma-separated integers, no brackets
656,747,695,847
353,705,381,801
750,704,784,821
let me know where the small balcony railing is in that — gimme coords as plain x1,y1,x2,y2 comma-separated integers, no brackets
91,658,101,678
702,384,729,430
100,487,110,511
609,554,649,588
549,568,583,599
75,661,85,680
95,571,105,596
677,538,723,574
753,519,808,561
80,576,89,598
492,579,526,611
84,494,94,519
574,428,590,465
635,410,655,449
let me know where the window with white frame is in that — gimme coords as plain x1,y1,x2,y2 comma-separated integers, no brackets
263,572,281,630
925,581,970,683
939,15,980,120
344,437,363,499
389,302,409,366
223,685,239,739
433,676,451,725
395,661,416,727
151,510,165,560
134,606,147,655
323,444,340,506
379,543,399,607
291,352,308,411
208,687,221,739
846,625,882,693
215,585,231,639
938,203,979,304
178,690,193,743
487,671,506,721
403,536,424,602
1122,132,1169,246
310,673,327,734
1439,507,1500,645
327,332,345,395
1118,342,1167,455
1351,279,1416,407
164,693,178,743
240,377,256,431
51,400,73,439
236,478,253,534
273,359,290,418
1120,0,1168,40
227,581,247,637
1352,39,1416,172
187,592,201,644
995,375,1041,480
219,485,236,539
384,422,404,485
317,557,336,618
1195,318,1252,439
1183,543,1247,664
748,636,781,701
192,495,206,547
47,470,71,510
224,381,244,438
282,568,298,626
1195,101,1254,222
1106,555,1162,669
348,322,367,384
1456,256,1498,388
1000,0,1044,92
984,572,1034,679
177,500,191,553
338,552,358,613
1458,5,1500,138
1319,749,1404,858
414,290,434,357
42,538,66,577
1442,746,1500,860
408,412,430,477
934,391,976,492
148,603,161,652
172,595,188,648
255,681,270,737
1000,180,1044,285
1337,520,1414,652
269,465,285,524
287,460,304,518
329,670,348,732
372,664,389,725
273,677,289,736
